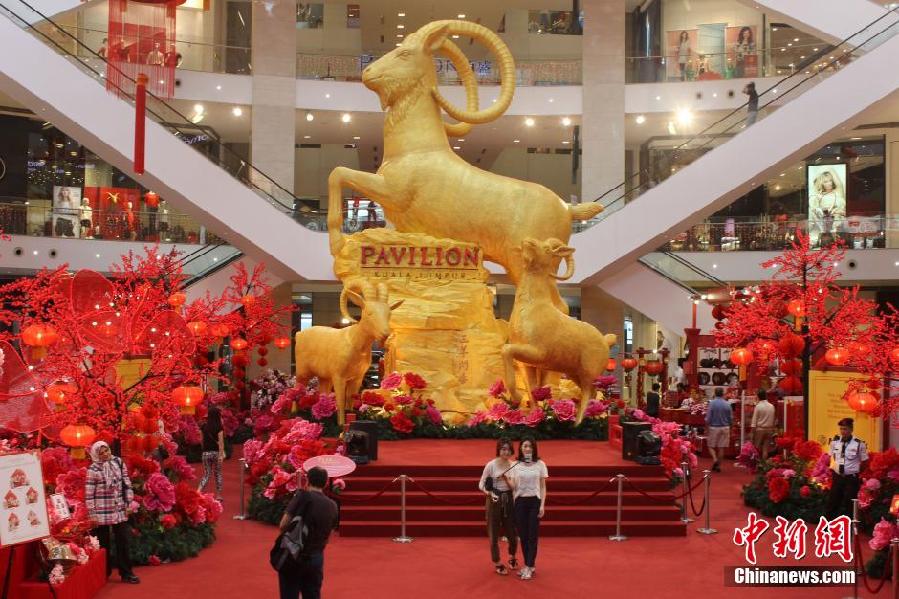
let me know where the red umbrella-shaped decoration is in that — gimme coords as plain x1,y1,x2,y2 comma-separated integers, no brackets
0,341,52,433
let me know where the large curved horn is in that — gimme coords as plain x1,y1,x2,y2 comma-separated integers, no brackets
434,39,476,137
338,287,358,324
552,255,575,281
429,20,515,124
339,280,370,323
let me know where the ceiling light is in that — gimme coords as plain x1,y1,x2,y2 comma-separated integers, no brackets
667,121,677,135
548,98,554,103
513,139,520,143
655,95,661,101
32,250,38,256
451,34,460,39
397,12,405,17
305,111,314,122
325,93,331,99
712,264,718,269
232,106,243,116
457,13,466,18
793,37,799,42
353,136,361,140
813,48,818,51
396,42,402,46
396,24,404,29
850,137,862,140
772,27,778,32
452,146,461,150
561,117,571,126
303,135,311,139
341,113,352,123
675,108,693,125
787,43,792,47
800,55,805,59
561,140,570,145
524,117,535,127
397,33,404,38
215,85,221,90
712,92,717,98
457,138,465,142
635,114,646,124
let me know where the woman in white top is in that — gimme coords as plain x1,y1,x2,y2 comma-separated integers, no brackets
503,437,548,581
809,168,846,245
478,438,519,575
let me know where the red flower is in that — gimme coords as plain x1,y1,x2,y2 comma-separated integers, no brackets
794,440,823,462
403,372,427,390
411,407,423,418
389,413,415,434
767,477,790,503
530,386,552,402
148,555,161,566
160,514,177,529
488,379,506,398
298,392,318,410
800,485,811,498
361,390,384,407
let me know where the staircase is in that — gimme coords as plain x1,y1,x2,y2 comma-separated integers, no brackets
339,464,686,538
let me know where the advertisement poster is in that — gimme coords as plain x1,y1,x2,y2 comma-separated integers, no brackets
725,25,758,78
807,163,847,246
667,29,698,80
0,453,49,547
52,185,81,238
808,370,882,453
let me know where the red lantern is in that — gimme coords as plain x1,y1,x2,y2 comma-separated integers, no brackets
778,334,804,358
825,347,850,367
891,347,899,365
144,191,160,208
257,358,268,367
21,323,58,347
45,382,77,406
172,385,204,414
257,346,268,357
621,358,638,371
59,424,97,459
644,361,663,376
211,323,230,338
274,337,291,349
847,390,878,413
730,347,753,366
778,376,803,395
186,321,207,336
241,294,256,307
605,358,616,372
167,292,187,308
230,338,248,351
848,341,870,357
787,299,806,318
780,358,803,376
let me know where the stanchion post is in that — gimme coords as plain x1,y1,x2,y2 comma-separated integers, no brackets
696,470,717,535
233,458,248,521
680,461,693,524
609,474,627,542
892,538,899,599
392,474,414,543
851,498,859,599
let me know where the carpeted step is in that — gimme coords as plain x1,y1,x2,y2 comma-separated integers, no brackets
339,491,677,507
356,464,667,478
340,504,682,522
346,476,674,493
338,520,687,538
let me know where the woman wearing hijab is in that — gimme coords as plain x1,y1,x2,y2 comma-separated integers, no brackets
85,441,140,584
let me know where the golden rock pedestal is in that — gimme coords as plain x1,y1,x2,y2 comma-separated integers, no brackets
334,229,506,415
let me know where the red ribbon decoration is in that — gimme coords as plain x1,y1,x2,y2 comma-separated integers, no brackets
134,72,147,174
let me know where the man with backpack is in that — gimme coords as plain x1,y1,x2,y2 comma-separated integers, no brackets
276,466,339,599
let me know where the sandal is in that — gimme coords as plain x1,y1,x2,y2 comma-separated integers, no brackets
495,564,509,576
508,558,519,570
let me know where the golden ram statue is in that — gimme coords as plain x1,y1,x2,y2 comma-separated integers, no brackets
327,20,603,308
502,238,617,423
294,282,403,425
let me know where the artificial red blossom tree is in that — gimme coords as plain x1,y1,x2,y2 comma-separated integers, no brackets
714,232,899,426
0,247,229,448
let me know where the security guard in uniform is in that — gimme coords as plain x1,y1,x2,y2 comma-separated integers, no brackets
825,417,869,519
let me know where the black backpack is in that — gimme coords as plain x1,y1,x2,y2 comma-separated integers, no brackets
269,492,311,572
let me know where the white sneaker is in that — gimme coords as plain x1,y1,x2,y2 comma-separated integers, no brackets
519,567,532,580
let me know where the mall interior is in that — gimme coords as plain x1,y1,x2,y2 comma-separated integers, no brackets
0,0,898,597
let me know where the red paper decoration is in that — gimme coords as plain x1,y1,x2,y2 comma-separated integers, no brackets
730,347,753,366
787,299,806,318
778,334,804,358
230,338,248,351
172,385,203,414
167,292,187,308
605,358,616,372
778,376,803,395
825,347,850,367
621,358,638,371
274,337,291,349
644,361,663,376
144,191,160,208
847,390,878,413
186,321,207,336
211,323,230,338
257,346,268,357
21,324,59,347
257,358,268,367
46,382,77,406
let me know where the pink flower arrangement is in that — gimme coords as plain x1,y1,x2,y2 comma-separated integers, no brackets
311,394,337,420
394,395,414,406
870,519,898,551
48,564,65,586
178,415,202,446
468,411,488,426
583,400,609,419
425,405,443,425
264,466,299,500
489,379,506,398
381,372,403,390
736,442,760,472
253,413,277,437
403,372,427,390
530,387,552,402
592,375,617,390
163,455,196,483
524,408,545,427
865,478,882,491
143,472,176,512
487,402,510,421
504,409,524,425
243,439,264,464
551,399,577,422
810,453,833,485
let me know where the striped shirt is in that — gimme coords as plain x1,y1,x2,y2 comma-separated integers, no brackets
85,458,134,526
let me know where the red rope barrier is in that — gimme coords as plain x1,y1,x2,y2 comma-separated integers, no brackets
685,472,708,517
623,473,707,505
549,479,617,505
854,533,890,595
405,479,489,505
336,480,399,503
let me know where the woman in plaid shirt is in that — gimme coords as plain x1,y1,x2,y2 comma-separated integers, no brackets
85,441,140,584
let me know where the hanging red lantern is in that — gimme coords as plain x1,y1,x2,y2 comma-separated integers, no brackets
778,334,804,358
45,381,77,406
186,321,208,336
167,292,187,308
144,191,160,208
59,424,97,459
21,323,59,347
241,294,256,307
825,347,850,367
257,346,268,357
846,390,878,413
778,376,803,395
230,338,248,351
211,323,230,338
891,346,899,365
172,385,204,414
730,347,753,366
787,299,806,318
257,358,268,367
621,358,638,371
605,358,616,372
644,361,664,376
274,337,291,350
232,353,249,368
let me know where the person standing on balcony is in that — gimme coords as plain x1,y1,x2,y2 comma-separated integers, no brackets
743,82,759,126
677,31,691,81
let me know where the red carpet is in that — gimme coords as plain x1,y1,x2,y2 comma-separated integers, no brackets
93,441,876,599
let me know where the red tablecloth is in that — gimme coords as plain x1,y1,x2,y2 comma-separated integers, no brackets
0,544,106,599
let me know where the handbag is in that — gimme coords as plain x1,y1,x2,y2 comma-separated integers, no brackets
269,492,311,572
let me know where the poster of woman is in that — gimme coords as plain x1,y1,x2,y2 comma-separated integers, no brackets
52,186,81,238
667,30,698,81
807,164,847,246
726,25,757,78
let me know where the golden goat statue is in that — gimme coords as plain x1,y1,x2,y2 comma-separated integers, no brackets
502,238,617,424
294,282,403,425
327,20,603,305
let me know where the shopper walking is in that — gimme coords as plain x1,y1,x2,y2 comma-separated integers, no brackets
85,441,140,584
825,418,869,519
503,437,547,581
277,466,339,599
750,389,776,458
705,387,733,472
743,82,759,126
198,402,225,501
645,383,661,418
478,438,519,575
